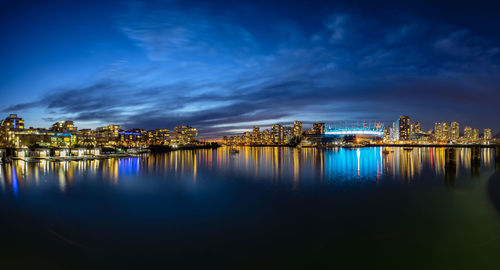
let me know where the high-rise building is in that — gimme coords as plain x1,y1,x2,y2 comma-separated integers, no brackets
262,129,271,143
252,126,260,142
484,128,492,140
392,122,399,141
242,131,252,144
464,126,473,140
414,122,421,134
398,115,410,141
434,123,443,141
293,121,302,138
271,124,283,144
312,123,325,135
450,122,460,141
383,128,390,141
442,122,450,141
472,129,479,140
283,126,294,144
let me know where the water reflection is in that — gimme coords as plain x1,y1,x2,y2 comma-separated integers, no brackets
0,147,496,196
496,149,500,173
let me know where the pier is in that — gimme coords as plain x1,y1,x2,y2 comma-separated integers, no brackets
0,147,149,163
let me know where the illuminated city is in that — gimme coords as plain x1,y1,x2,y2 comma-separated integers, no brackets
1,113,497,159
224,116,496,147
1,0,500,269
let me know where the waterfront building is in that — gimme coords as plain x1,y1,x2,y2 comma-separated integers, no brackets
51,120,77,134
293,121,303,138
464,126,473,140
1,114,24,131
442,122,450,141
271,124,283,144
392,122,399,141
172,126,198,145
149,129,171,145
262,129,271,144
252,126,261,143
313,123,325,135
95,125,121,146
450,122,460,141
383,128,390,142
398,115,410,141
242,131,252,144
472,129,480,140
229,135,241,144
119,129,146,147
77,129,96,146
323,121,384,144
0,114,207,148
283,126,294,144
434,123,443,141
7,127,76,148
414,122,421,134
484,128,492,140
0,114,25,146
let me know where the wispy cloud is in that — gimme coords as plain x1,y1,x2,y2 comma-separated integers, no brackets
116,1,257,61
4,3,500,135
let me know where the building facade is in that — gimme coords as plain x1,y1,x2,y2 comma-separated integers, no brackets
450,122,460,141
398,115,410,141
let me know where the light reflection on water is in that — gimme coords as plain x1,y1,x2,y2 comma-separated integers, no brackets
0,146,499,268
0,146,496,195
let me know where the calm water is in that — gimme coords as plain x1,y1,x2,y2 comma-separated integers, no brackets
1,146,499,269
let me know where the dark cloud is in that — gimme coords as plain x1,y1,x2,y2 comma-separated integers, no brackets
2,2,500,136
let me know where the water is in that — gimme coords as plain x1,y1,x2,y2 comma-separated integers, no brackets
1,146,499,269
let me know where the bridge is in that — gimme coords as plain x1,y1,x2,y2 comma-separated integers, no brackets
325,121,384,137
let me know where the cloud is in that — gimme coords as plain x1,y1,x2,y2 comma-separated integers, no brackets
3,7,500,136
326,14,349,43
116,1,257,61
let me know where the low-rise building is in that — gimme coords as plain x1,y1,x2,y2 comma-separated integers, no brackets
171,126,198,145
51,120,77,133
95,125,120,146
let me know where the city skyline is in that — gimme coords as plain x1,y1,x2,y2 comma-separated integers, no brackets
2,0,500,136
1,112,496,144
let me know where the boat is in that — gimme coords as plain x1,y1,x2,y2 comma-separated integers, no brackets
382,150,391,154
403,147,414,151
342,144,364,149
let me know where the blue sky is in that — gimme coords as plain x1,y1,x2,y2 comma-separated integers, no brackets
1,0,499,137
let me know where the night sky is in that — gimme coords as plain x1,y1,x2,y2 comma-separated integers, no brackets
1,0,499,137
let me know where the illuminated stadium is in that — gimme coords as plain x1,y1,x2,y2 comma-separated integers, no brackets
325,121,384,141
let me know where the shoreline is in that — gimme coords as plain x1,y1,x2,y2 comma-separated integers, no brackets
6,153,146,163
366,144,499,148
222,144,499,148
